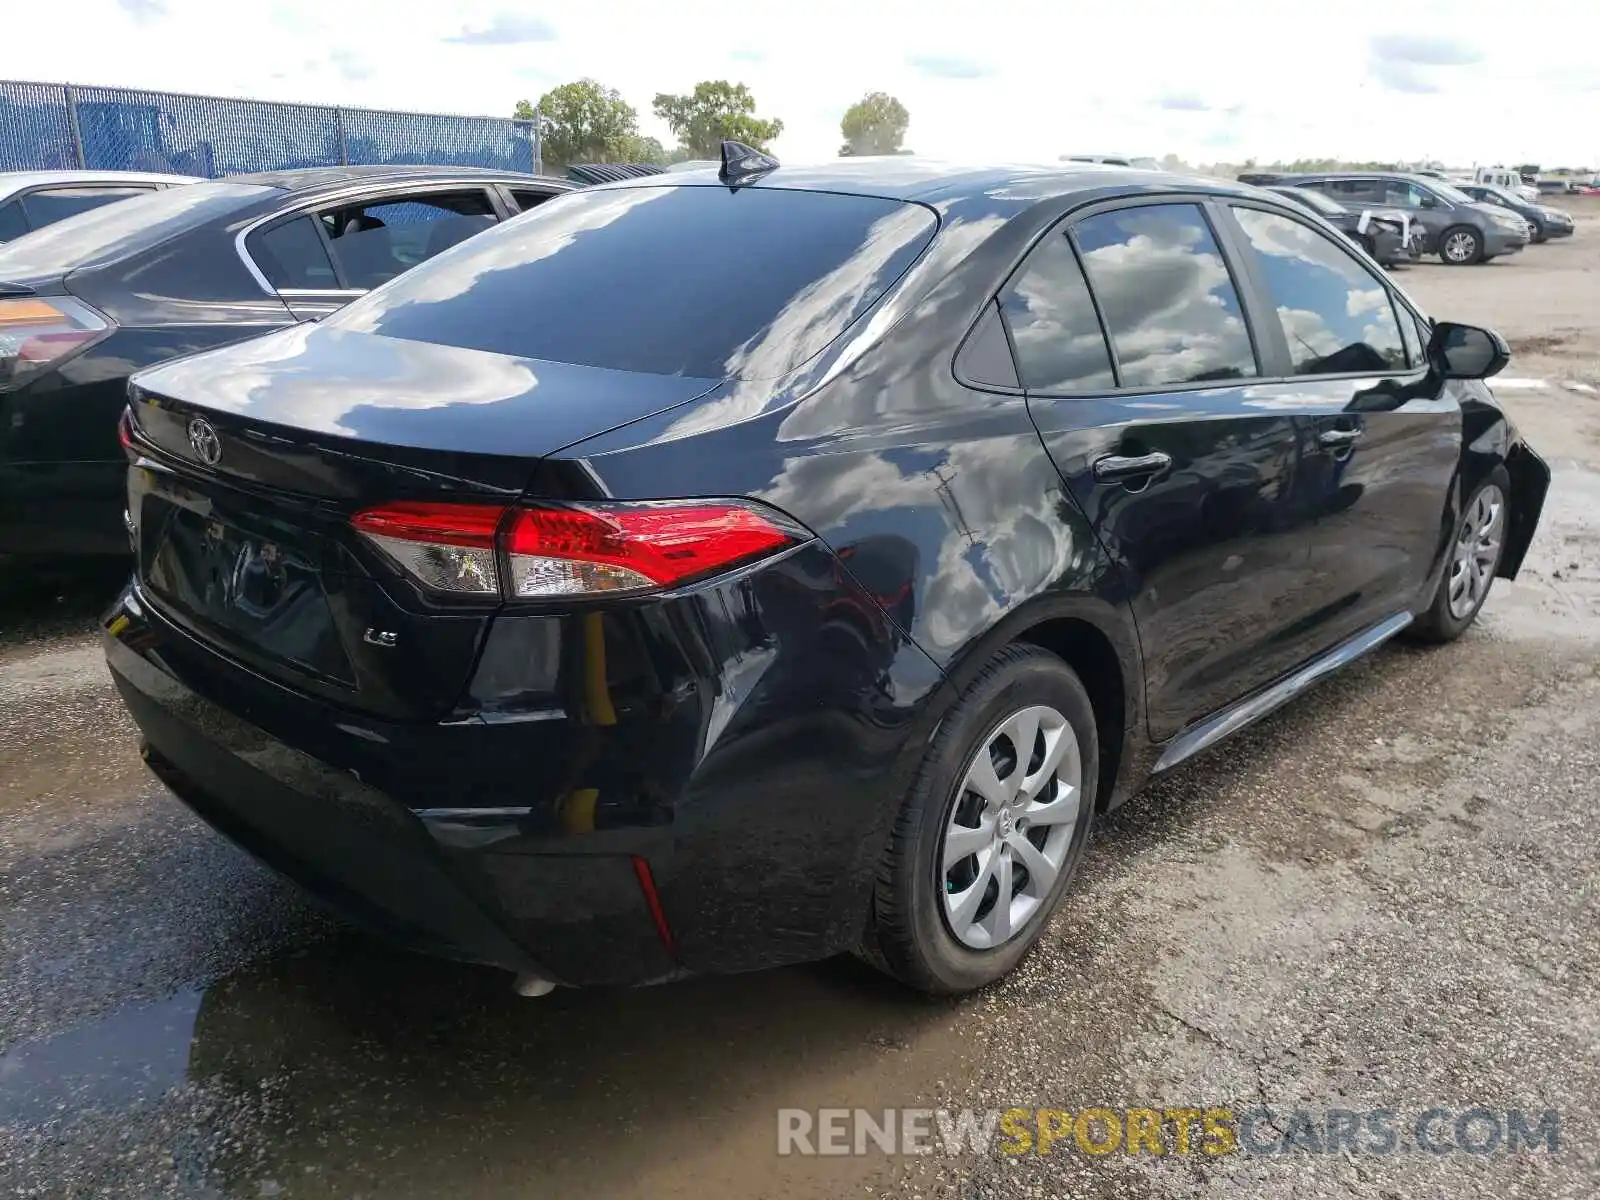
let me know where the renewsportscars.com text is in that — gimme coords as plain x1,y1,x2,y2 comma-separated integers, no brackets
777,1106,1561,1157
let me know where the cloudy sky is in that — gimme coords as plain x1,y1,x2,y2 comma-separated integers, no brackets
16,0,1600,167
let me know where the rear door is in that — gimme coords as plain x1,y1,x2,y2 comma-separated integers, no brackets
1014,198,1328,740
243,183,504,321
1216,200,1458,649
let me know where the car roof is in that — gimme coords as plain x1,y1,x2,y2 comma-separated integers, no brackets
0,169,199,200
224,164,566,194
582,156,1256,216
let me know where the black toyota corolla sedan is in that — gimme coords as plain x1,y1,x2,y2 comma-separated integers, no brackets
104,147,1550,996
0,165,571,557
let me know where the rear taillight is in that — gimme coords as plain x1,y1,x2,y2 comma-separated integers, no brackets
351,499,803,600
0,296,110,391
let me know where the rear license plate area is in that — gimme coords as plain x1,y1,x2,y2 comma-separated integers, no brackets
135,472,355,686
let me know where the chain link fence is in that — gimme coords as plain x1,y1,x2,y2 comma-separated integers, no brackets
0,80,539,177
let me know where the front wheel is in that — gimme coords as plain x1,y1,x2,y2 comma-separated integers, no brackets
860,644,1098,994
1408,473,1509,643
1439,226,1482,265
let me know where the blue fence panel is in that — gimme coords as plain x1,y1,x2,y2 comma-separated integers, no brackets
71,86,341,177
0,81,540,177
338,107,537,173
0,81,76,171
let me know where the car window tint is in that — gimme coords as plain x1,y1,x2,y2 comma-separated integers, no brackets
956,301,1021,390
0,200,27,242
1232,207,1406,375
998,231,1114,392
323,191,497,290
248,216,338,289
511,189,556,213
19,186,151,229
1382,182,1428,208
1071,203,1256,388
327,185,936,380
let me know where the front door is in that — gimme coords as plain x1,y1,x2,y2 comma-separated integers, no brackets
1008,200,1330,740
1217,201,1460,648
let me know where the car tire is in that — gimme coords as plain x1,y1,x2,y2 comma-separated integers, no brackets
1530,223,1547,244
859,643,1098,994
1439,225,1483,265
1407,470,1510,644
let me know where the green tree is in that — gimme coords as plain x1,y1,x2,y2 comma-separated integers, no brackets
651,81,783,159
618,134,669,163
838,92,909,156
514,79,640,169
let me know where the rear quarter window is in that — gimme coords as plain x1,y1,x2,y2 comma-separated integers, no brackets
327,184,938,380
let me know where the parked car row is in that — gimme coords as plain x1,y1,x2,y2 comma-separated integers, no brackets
1239,169,1578,265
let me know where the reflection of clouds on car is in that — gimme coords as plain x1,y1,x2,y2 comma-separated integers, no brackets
1074,206,1256,387
664,205,936,437
760,429,1093,658
1232,208,1406,375
335,188,670,329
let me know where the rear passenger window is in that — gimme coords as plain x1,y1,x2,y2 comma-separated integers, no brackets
249,216,338,289
998,231,1114,392
1071,204,1257,387
1232,207,1406,375
323,191,497,290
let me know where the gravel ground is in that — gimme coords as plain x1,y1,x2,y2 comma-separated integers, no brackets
2,199,1598,1200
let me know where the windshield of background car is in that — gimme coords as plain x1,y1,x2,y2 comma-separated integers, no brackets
327,183,938,380
0,182,272,277
1426,181,1477,205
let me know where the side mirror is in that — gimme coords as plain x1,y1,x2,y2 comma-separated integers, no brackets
1419,194,1438,209
1429,321,1509,380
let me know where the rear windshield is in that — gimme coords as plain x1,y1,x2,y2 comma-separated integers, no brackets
0,182,271,277
327,184,938,380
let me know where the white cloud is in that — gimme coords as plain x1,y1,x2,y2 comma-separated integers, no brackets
12,0,1600,168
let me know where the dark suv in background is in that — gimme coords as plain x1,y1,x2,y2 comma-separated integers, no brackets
1242,172,1529,264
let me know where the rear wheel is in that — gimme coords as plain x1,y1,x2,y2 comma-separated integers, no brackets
1440,226,1482,264
860,644,1098,994
1408,473,1509,643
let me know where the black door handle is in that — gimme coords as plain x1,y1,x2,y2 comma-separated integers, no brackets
1318,428,1363,449
1093,451,1173,484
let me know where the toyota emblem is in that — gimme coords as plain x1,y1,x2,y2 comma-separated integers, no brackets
187,417,222,467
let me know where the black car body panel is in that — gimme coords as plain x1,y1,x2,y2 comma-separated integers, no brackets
106,162,1546,987
0,167,572,556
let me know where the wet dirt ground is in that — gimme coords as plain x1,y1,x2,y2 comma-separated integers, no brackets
3,201,1598,1199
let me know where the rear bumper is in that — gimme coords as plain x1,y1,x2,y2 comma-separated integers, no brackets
105,538,943,985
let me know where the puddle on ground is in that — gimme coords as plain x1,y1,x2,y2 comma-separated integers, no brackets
0,933,970,1199
0,990,202,1125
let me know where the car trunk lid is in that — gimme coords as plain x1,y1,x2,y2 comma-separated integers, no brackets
125,324,721,722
